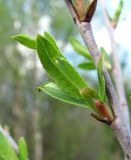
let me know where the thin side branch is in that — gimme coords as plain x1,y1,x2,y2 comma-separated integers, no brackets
100,0,130,133
0,126,18,153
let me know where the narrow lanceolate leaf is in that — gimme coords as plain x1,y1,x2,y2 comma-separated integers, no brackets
100,47,112,70
36,34,86,98
44,32,58,49
18,137,28,160
0,132,18,160
78,61,95,70
100,47,109,60
42,37,87,89
38,82,89,108
12,34,36,49
112,0,123,27
53,56,88,89
97,53,105,102
70,37,92,60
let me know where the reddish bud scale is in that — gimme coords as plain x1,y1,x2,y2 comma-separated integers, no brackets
75,0,86,21
84,0,98,22
95,100,114,123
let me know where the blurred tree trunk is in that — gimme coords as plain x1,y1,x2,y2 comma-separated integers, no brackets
31,54,43,160
13,81,24,139
32,106,43,160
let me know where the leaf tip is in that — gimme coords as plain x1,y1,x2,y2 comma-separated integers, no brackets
44,31,50,37
36,33,42,39
11,35,20,41
11,35,16,40
37,87,42,92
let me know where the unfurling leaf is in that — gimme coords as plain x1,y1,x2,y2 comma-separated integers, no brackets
12,34,36,49
97,53,105,102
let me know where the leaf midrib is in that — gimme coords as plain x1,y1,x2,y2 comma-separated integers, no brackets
39,37,82,97
40,37,85,96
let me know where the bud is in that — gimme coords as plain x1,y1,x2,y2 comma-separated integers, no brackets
73,0,98,22
95,100,114,124
85,0,98,22
75,0,86,21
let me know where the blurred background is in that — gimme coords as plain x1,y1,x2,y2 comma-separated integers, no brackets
0,0,131,159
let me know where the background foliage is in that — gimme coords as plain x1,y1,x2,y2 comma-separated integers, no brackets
0,0,131,159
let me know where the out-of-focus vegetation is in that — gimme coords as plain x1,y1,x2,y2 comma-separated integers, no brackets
0,0,130,160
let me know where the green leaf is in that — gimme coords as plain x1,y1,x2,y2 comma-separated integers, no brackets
70,37,92,60
53,56,88,89
36,33,100,109
38,82,90,108
43,36,88,89
113,0,123,26
44,32,58,49
18,137,28,160
42,37,88,89
0,132,18,160
97,53,105,102
80,87,99,110
12,34,36,49
100,47,109,60
100,47,112,70
36,34,86,98
78,61,95,70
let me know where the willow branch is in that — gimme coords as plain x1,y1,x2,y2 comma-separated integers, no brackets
100,0,130,133
64,0,131,159
65,0,121,120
